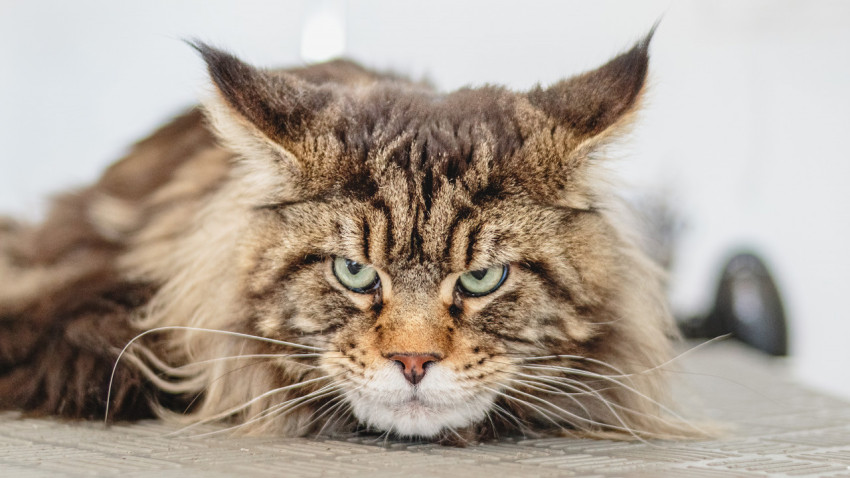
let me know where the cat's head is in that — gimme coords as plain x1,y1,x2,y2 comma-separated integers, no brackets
190,32,681,439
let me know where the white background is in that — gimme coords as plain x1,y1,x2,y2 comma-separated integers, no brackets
1,1,848,398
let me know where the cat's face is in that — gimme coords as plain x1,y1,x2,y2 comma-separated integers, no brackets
193,37,674,438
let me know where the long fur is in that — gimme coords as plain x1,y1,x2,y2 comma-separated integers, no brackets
0,32,704,442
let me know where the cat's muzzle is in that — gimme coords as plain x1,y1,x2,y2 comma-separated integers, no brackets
344,361,497,437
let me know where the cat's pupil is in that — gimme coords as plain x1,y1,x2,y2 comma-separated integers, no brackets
470,269,488,280
346,260,364,275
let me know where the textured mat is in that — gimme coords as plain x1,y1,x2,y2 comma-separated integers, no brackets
1,341,849,477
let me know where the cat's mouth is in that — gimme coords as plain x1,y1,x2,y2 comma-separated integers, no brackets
343,363,498,437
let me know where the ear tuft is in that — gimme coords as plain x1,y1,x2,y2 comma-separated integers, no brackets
187,40,332,145
527,28,655,142
188,40,258,109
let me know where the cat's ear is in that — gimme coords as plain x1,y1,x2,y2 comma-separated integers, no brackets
190,41,333,166
526,30,653,148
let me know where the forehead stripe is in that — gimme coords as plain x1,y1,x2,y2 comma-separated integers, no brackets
444,206,471,265
465,224,480,269
370,197,394,261
361,219,371,263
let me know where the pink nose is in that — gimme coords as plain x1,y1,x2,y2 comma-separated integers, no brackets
388,353,440,385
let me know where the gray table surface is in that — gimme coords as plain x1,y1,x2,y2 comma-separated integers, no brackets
1,340,849,477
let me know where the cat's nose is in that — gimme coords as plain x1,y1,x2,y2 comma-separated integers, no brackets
388,353,441,385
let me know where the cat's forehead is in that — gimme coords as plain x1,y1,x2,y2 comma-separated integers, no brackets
291,86,566,272
310,83,532,204
338,84,527,164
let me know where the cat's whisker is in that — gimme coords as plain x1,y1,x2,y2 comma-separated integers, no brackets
607,335,732,379
510,373,692,436
190,391,340,438
106,325,329,425
517,364,696,428
485,387,574,431
514,369,707,436
509,377,592,397
243,382,344,424
494,356,639,394
512,373,635,421
173,353,324,373
303,392,348,424
372,428,392,447
329,406,355,438
312,392,359,437
447,426,466,445
242,380,345,421
131,345,200,378
507,378,595,420
165,373,343,436
321,404,348,434
483,408,499,436
495,383,651,442
137,347,325,378
178,358,291,416
518,335,731,378
309,397,349,436
176,350,350,416
508,354,642,390
490,403,526,432
514,376,621,397
521,364,645,393
507,377,621,436
299,384,360,433
492,365,603,429
240,384,348,432
117,352,208,394
188,384,345,438
512,371,617,397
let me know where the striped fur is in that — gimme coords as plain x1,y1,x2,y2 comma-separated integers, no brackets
0,33,701,442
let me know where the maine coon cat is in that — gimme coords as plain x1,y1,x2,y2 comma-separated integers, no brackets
0,31,699,442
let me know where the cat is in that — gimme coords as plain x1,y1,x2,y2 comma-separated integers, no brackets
0,31,700,443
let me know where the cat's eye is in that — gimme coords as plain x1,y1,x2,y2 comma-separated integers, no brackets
457,265,508,297
332,257,380,293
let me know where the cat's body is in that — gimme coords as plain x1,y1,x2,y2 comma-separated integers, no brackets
0,34,697,442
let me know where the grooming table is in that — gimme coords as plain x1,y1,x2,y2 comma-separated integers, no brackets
1,341,849,477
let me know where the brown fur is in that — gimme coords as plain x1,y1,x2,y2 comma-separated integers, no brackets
0,32,699,441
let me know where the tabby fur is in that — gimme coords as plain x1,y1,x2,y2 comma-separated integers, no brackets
0,32,699,442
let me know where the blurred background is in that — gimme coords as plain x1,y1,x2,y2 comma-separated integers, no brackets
1,1,848,398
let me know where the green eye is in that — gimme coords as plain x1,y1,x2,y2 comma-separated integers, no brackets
333,257,380,293
457,265,508,297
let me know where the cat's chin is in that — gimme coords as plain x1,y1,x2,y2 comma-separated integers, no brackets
344,363,497,438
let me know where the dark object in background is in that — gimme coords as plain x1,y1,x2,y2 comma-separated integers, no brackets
679,252,789,356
